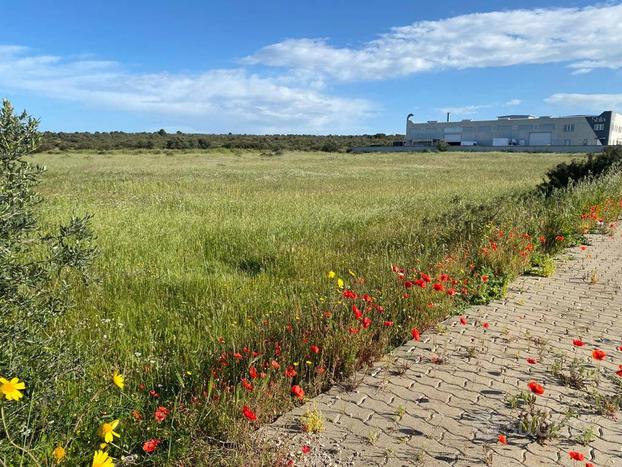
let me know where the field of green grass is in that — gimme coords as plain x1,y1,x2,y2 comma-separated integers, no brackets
17,148,622,465
26,152,584,464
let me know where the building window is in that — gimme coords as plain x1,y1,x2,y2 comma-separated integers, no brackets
594,123,605,131
563,124,575,132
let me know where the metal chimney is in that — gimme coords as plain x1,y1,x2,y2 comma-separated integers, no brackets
447,112,451,122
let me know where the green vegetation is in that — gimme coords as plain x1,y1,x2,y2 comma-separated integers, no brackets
37,131,401,153
3,116,622,465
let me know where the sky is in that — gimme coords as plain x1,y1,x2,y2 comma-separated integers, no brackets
1,0,622,134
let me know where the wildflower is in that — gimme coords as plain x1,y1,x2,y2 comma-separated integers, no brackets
0,377,26,401
337,278,344,288
142,438,160,454
131,410,142,421
92,450,114,467
99,420,120,443
580,245,587,251
242,405,257,421
526,358,537,365
112,370,124,390
447,288,457,296
217,336,225,344
232,352,243,360
432,283,444,292
420,272,431,283
342,289,356,299
352,305,363,320
527,380,544,395
482,322,490,329
555,235,565,242
310,345,320,354
285,366,297,378
327,271,336,279
568,451,585,461
573,339,585,347
592,349,606,361
305,360,312,365
617,345,622,352
362,317,372,329
249,366,258,379
315,366,326,375
291,385,305,400
348,327,359,335
154,406,169,423
271,360,280,370
616,365,622,377
323,310,332,319
459,316,467,325
586,463,595,467
148,389,159,398
497,434,507,444
362,293,372,302
411,328,420,341
404,280,414,289
384,321,393,327
348,270,356,277
481,275,489,283
241,378,253,392
302,445,311,454
402,293,409,299
52,445,66,463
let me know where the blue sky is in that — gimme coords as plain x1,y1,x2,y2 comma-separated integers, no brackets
1,0,621,134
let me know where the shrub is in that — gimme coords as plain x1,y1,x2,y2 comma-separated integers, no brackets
539,147,622,195
436,139,449,152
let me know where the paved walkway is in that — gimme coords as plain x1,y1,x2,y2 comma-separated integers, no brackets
263,230,622,466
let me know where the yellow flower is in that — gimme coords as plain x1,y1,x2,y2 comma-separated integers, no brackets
305,360,313,365
327,271,336,279
99,443,108,449
52,445,66,463
99,420,120,443
112,370,124,390
0,377,26,401
337,278,344,289
92,450,114,467
348,270,356,277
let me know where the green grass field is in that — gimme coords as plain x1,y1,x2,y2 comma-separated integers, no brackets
22,149,608,464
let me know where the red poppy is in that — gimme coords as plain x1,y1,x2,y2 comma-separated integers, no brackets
568,451,585,461
482,322,490,329
323,311,332,319
242,405,257,421
362,293,372,302
526,358,537,365
459,316,467,325
362,317,372,329
154,406,170,423
414,278,426,288
592,349,607,361
348,327,359,335
310,345,320,354
352,305,363,320
616,365,622,377
527,380,544,395
249,366,258,379
233,352,243,360
342,290,357,299
447,288,457,296
149,389,159,398
271,360,280,370
241,378,253,392
131,410,143,421
432,283,444,292
384,321,394,327
411,327,420,341
585,463,594,467
617,345,622,352
142,438,161,454
284,366,297,378
402,293,409,299
291,385,305,400
497,434,507,444
573,339,585,347
555,235,565,242
302,445,311,454
404,280,414,289
580,245,587,251
481,275,489,283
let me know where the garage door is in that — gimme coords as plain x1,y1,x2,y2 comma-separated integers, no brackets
529,132,552,145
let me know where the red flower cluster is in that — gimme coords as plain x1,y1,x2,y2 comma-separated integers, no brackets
527,380,544,395
242,405,257,421
154,406,169,423
142,438,161,454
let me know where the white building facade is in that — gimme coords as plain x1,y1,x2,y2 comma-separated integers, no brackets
405,111,622,147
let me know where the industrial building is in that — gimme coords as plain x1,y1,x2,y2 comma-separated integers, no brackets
405,111,622,148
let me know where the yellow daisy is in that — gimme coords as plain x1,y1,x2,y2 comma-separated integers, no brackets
327,271,336,279
92,450,114,467
337,278,344,289
52,445,66,463
0,377,26,401
99,420,120,443
112,370,124,390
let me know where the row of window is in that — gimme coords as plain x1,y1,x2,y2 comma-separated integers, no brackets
594,123,605,131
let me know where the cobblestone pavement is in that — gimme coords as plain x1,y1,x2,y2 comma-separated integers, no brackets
262,231,622,466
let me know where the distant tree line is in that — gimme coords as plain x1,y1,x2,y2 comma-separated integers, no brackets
36,131,403,153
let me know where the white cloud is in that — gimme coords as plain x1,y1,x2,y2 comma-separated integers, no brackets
436,104,490,116
546,93,622,111
505,99,522,106
246,4,622,81
0,46,373,133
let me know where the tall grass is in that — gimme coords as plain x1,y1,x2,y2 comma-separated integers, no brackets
3,150,621,465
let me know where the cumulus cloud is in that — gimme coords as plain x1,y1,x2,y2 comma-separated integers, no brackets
505,99,522,106
246,4,622,81
546,93,622,111
0,46,372,133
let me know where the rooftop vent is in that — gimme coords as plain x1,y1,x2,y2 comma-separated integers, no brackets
427,120,438,123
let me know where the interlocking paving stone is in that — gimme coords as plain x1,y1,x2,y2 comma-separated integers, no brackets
261,230,622,466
